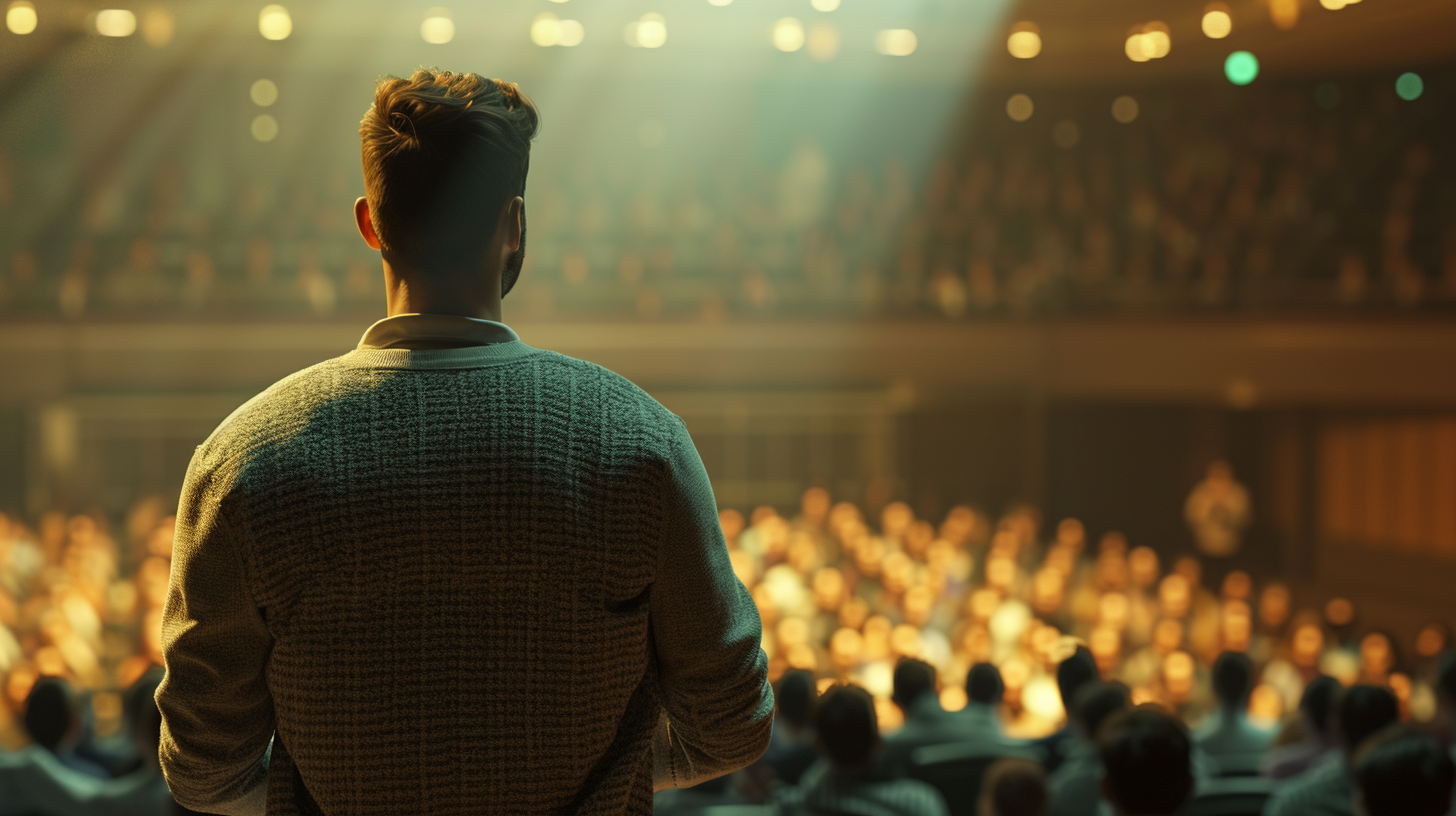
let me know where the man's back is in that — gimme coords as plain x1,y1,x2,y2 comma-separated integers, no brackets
156,340,773,815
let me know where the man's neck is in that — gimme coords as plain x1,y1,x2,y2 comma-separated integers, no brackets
382,262,502,320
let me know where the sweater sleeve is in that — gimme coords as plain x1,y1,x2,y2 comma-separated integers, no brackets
155,451,275,816
650,417,774,791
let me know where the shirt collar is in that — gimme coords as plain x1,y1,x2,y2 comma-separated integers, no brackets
357,313,519,350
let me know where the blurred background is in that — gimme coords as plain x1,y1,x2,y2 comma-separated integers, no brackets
1,0,1455,760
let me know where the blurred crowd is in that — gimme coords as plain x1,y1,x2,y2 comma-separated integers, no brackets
1,77,1451,320
2,485,1451,814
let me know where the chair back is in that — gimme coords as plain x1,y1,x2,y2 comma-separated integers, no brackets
1182,776,1276,816
907,741,1042,816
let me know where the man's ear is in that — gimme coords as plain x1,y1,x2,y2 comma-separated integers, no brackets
354,197,382,250
499,196,524,254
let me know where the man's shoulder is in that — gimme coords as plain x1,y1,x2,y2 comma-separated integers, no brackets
192,356,352,471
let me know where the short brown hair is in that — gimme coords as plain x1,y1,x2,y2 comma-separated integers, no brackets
359,68,540,265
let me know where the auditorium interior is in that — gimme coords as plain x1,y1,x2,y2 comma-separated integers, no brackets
1,0,1456,814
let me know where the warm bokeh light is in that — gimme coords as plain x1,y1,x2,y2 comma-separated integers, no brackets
141,7,173,47
1007,24,1041,59
1125,23,1169,63
1005,93,1033,122
1396,72,1424,101
707,0,732,6
258,5,292,41
420,9,454,45
807,22,839,61
1201,4,1232,38
1416,624,1447,657
1224,51,1259,85
95,9,137,37
810,0,840,11
1270,0,1300,29
1325,596,1354,626
874,28,917,57
624,13,666,48
772,18,804,52
250,78,278,107
251,114,279,142
5,0,36,35
534,13,584,47
1111,95,1139,123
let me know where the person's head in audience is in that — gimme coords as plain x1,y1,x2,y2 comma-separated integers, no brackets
23,677,80,755
128,667,165,763
1334,685,1400,759
1098,706,1194,816
1211,651,1254,713
1353,727,1455,816
1072,681,1130,743
1435,650,1456,737
1298,674,1341,745
966,662,1005,709
1057,646,1098,725
979,758,1047,816
776,669,817,738
891,658,938,713
814,685,881,774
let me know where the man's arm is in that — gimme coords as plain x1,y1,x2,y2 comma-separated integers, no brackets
155,453,275,815
650,417,774,791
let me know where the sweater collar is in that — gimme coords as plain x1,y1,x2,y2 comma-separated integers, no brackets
357,313,519,350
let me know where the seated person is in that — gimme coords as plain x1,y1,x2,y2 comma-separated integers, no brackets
1195,652,1275,772
1351,727,1455,816
1263,675,1341,780
979,758,1048,816
962,662,1008,743
738,669,820,802
1036,647,1099,773
1263,684,1400,816
22,678,109,779
1098,706,1195,816
1047,682,1130,816
880,658,975,776
776,685,949,816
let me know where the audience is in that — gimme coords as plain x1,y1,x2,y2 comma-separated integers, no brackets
1038,647,1099,772
1264,674,1342,780
881,658,973,776
1263,684,1400,816
775,685,949,816
1098,706,1195,816
1195,651,1275,774
962,662,1007,743
760,669,820,788
22,678,108,779
1047,682,1130,816
1351,726,1455,816
979,758,1048,816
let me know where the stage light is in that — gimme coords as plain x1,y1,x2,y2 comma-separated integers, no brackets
811,0,839,10
259,5,291,41
1053,120,1079,149
250,79,277,106
874,29,916,57
707,0,732,5
773,18,804,52
7,1,37,35
1006,93,1033,122
1201,4,1232,38
807,22,839,62
141,8,173,47
1007,23,1040,59
547,0,569,3
1224,51,1258,85
251,114,278,142
1319,0,1346,8
1396,72,1423,101
556,19,583,46
624,13,665,48
421,8,453,45
1269,0,1298,29
96,9,136,37
1124,23,1169,63
1111,95,1138,123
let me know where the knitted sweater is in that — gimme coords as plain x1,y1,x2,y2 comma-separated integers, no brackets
155,338,774,815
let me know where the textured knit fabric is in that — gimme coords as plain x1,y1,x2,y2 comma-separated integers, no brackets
155,334,774,816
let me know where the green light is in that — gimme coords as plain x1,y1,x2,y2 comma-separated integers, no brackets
1396,72,1424,101
1225,51,1259,86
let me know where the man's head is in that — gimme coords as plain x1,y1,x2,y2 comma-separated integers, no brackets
23,677,78,753
966,662,1005,707
1353,727,1455,816
776,669,816,732
1057,645,1098,715
1299,674,1341,743
1211,651,1254,709
979,758,1048,816
891,658,937,711
357,68,540,295
1098,706,1194,816
1072,681,1130,742
814,685,880,773
1335,684,1400,756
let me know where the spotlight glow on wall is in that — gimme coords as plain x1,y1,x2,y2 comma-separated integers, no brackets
258,5,291,40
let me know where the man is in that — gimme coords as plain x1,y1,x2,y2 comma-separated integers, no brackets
1037,646,1099,772
22,678,108,779
1195,651,1275,774
1047,682,1129,816
881,658,975,776
978,758,1047,816
1352,727,1454,816
155,69,773,816
1263,674,1340,780
1098,706,1195,816
1263,685,1399,816
776,685,948,816
962,662,1008,743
